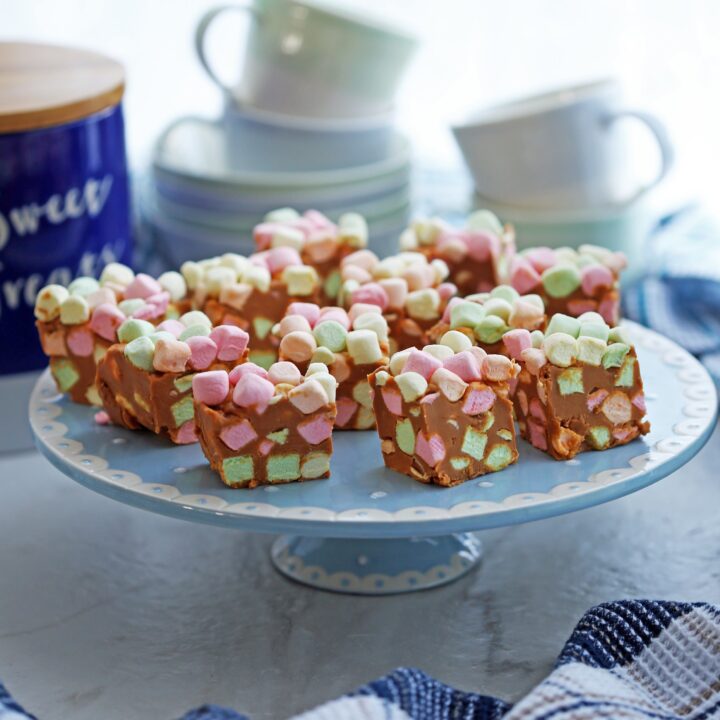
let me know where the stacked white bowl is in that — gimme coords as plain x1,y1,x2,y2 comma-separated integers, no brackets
143,0,417,265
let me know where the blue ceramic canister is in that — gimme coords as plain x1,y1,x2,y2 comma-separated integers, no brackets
0,42,132,376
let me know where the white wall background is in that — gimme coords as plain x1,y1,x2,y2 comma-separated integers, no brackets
5,0,720,207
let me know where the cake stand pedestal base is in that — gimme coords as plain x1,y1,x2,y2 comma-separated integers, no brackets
270,533,483,595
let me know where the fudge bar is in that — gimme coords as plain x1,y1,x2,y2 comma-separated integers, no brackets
181,249,320,369
427,284,546,355
369,340,519,486
34,264,188,405
503,313,650,459
338,249,457,352
96,311,249,444
273,301,389,429
193,361,338,488
509,245,626,325
253,207,368,303
398,209,516,296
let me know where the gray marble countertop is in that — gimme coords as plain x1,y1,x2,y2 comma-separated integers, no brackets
1,425,719,720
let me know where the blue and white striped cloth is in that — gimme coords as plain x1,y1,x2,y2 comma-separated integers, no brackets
1,600,718,719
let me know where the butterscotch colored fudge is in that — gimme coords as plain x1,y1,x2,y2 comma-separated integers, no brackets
193,361,338,488
369,340,519,486
253,207,368,304
181,249,321,369
398,210,516,296
34,264,188,405
273,301,389,429
509,245,626,325
501,313,650,459
96,311,249,444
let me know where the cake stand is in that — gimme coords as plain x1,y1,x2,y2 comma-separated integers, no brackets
29,322,717,594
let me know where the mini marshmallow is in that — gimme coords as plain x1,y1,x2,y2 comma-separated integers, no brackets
338,212,368,248
68,276,100,297
406,288,440,321
204,266,236,295
520,347,547,375
546,313,581,338
210,325,250,361
117,318,154,343
313,320,348,352
100,262,135,288
148,331,176,346
59,294,90,325
347,303,381,325
581,264,614,295
440,330,472,353
306,362,330,376
156,319,185,338
265,207,300,223
180,261,203,290
389,347,413,375
464,230,493,261
268,361,303,386
329,352,350,382
346,329,383,365
510,258,542,295
180,311,212,329
317,307,350,330
542,333,578,367
462,387,495,415
310,371,337,403
474,315,507,344
530,330,545,348
279,314,313,337
490,285,520,305
395,371,428,402
287,302,321,326
219,283,254,312
269,225,305,251
467,209,503,236
342,249,379,272
377,278,408,310
502,328,532,360
229,363,268,384
483,298,513,321
431,367,468,402
436,282,457,302
241,265,271,293
608,326,631,345
90,303,126,341
219,253,249,275
192,370,229,405
153,337,191,373
577,336,606,366
86,287,117,310
67,328,94,356
482,354,515,382
443,350,483,382
468,346,488,364
430,258,450,284
399,227,419,250
266,246,302,274
282,265,318,296
311,346,335,365
508,299,545,330
352,312,388,342
233,373,276,409
157,271,187,301
450,300,485,330
541,263,582,298
124,273,162,300
179,324,211,341
280,331,317,363
288,378,330,414
523,247,557,273
34,284,69,321
602,342,630,369
403,348,442,380
579,321,610,342
351,282,389,310
342,264,373,284
124,336,155,371
422,344,455,362
186,335,218,370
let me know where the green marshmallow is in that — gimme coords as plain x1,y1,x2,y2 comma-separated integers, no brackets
483,298,513,321
313,320,348,352
577,336,606,366
530,330,545,349
222,455,254,486
267,428,289,444
171,396,195,426
124,336,155,371
608,326,631,345
51,358,80,392
253,317,274,340
323,270,342,301
149,331,176,346
579,321,610,342
542,333,577,367
602,342,630,369
396,419,416,455
546,313,581,338
474,315,508,344
180,310,212,329
489,285,520,304
450,301,485,330
462,427,488,461
467,209,503,235
541,263,582,298
301,452,331,479
558,367,584,395
174,374,195,392
616,356,636,387
267,454,301,482
179,324,211,341
117,318,154,343
68,276,100,297
587,426,610,450
450,456,470,471
118,298,146,317
249,350,277,369
485,444,514,471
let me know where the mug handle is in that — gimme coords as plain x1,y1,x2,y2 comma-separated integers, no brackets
605,109,675,203
194,3,259,99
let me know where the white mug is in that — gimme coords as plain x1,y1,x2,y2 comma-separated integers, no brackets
195,0,417,120
452,79,674,211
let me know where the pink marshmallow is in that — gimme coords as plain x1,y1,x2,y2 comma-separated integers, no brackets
468,346,488,364
253,222,285,250
381,388,403,416
581,264,614,296
598,297,620,325
265,246,302,274
529,397,546,422
402,266,430,292
132,302,165,321
86,287,116,310
419,392,440,405
416,432,446,466
403,348,442,380
464,230,493,262
567,299,598,316
341,249,378,272
258,439,274,455
528,418,548,450
286,302,321,327
304,209,335,229
156,319,186,338
232,373,276,409
510,258,542,295
350,283,389,311
587,388,609,412
94,410,111,425
462,388,495,415
298,415,334,445
316,307,350,330
209,325,250,361
442,351,483,382
186,336,218,370
153,337,191,373
342,265,373,284
437,282,457,301
378,278,408,311
502,328,532,360
524,247,557,273
192,370,230,405
146,291,170,314
174,421,198,445
90,303,126,342
612,427,635,442
229,363,269,385
66,328,94,357
248,252,269,269
348,302,382,324
632,392,646,413
220,419,258,450
335,397,358,427
123,273,162,300
267,361,302,386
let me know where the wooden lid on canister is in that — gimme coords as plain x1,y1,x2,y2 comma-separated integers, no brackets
0,42,125,134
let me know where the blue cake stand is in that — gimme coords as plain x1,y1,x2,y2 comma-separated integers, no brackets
30,322,717,594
